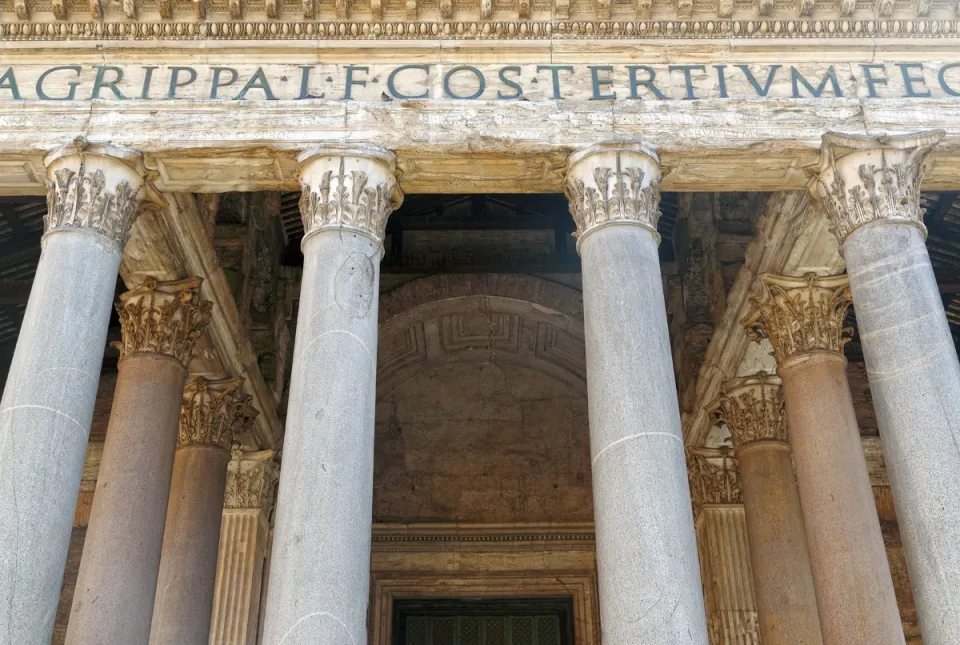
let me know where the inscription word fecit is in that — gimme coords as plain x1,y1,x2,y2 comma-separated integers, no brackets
1,61,958,102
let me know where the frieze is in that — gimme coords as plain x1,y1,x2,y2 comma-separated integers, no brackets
3,60,959,102
3,18,960,41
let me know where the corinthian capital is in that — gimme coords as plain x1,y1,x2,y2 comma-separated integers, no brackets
113,277,213,367
43,137,153,248
297,144,403,251
224,449,279,512
564,141,662,251
686,447,742,519
810,130,945,246
742,273,853,366
178,377,259,451
707,372,787,450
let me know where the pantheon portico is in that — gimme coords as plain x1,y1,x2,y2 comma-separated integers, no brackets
1,3,960,644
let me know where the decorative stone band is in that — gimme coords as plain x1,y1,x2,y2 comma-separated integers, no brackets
741,273,853,367
809,129,945,247
707,371,787,450
178,376,259,451
224,448,279,513
687,447,742,520
43,137,154,249
297,144,403,253
563,140,662,252
113,276,213,367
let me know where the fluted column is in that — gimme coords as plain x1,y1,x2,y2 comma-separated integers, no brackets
260,145,402,645
687,449,759,645
67,278,211,645
0,138,152,645
210,449,278,645
565,141,708,644
708,373,822,645
743,274,903,645
150,377,258,645
811,130,960,644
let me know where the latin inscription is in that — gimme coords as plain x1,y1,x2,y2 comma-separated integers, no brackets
0,62,958,101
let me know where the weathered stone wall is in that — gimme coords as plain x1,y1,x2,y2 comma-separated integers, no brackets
374,360,592,523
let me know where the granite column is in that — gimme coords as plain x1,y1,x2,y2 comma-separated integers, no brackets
812,131,960,644
150,377,258,645
744,274,903,645
260,145,402,645
565,141,708,644
66,278,211,645
0,139,151,645
708,372,822,645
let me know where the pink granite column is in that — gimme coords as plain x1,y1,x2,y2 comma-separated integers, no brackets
66,278,211,645
149,377,258,645
743,273,904,645
708,372,822,645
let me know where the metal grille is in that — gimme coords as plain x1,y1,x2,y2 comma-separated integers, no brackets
405,615,561,645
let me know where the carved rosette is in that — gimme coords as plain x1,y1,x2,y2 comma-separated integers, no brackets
707,371,787,450
742,273,853,366
687,447,742,519
178,376,259,452
43,138,150,248
810,130,945,246
297,145,403,251
564,141,662,251
224,448,279,512
113,277,213,367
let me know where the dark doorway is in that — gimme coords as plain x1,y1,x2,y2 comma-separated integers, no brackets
391,597,575,645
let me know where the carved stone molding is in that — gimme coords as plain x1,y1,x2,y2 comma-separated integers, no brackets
178,376,259,451
224,448,279,512
113,276,213,367
5,19,960,42
43,137,151,249
297,144,403,250
810,130,945,245
564,141,662,250
742,273,853,366
707,371,787,449
687,447,742,519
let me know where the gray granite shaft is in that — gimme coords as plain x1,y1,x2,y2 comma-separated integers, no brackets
845,221,960,644
580,225,709,645
261,230,380,645
0,229,121,645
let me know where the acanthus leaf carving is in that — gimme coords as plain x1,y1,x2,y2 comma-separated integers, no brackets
298,147,402,247
224,448,279,512
810,130,945,246
707,371,787,449
741,272,853,365
178,376,259,451
564,142,662,249
686,447,742,519
113,277,213,367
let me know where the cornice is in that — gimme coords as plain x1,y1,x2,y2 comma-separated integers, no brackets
2,17,960,40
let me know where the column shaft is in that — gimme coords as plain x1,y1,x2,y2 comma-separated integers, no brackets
0,231,119,644
67,277,209,645
261,231,380,645
780,353,903,644
738,441,822,645
67,355,185,645
810,130,958,643
0,140,147,645
581,226,708,644
260,145,400,645
209,509,269,645
844,222,960,641
151,446,230,645
150,377,257,645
